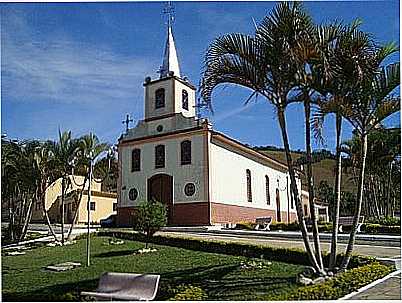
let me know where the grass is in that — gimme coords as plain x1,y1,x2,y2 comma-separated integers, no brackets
2,236,303,301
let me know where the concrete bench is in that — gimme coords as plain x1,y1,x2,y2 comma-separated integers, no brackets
255,216,273,231
338,216,365,233
81,272,160,301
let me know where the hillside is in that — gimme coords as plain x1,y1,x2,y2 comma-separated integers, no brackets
258,149,357,193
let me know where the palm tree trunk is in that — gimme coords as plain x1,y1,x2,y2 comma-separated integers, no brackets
18,197,34,242
340,132,368,270
66,176,88,241
40,182,58,242
277,108,322,273
329,113,342,270
61,177,65,244
303,98,323,271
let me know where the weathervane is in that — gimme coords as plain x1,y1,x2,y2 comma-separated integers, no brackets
122,114,133,134
163,1,175,27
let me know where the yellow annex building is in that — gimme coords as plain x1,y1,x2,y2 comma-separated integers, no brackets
31,175,117,225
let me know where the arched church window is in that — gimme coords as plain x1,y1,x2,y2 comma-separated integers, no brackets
265,175,270,205
180,140,191,165
182,90,188,110
155,88,165,109
246,169,252,202
155,145,165,168
131,149,141,172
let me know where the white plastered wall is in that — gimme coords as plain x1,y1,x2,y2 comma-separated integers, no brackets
144,77,196,120
119,133,206,207
208,140,299,214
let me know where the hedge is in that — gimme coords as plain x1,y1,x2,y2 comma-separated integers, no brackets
98,231,374,269
236,221,400,234
362,223,400,235
274,261,393,300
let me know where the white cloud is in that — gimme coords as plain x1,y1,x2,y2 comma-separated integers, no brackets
1,10,158,106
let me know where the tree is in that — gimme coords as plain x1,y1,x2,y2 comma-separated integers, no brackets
339,51,400,270
313,20,377,271
66,133,109,240
200,2,328,274
342,127,400,218
50,130,80,244
133,200,167,249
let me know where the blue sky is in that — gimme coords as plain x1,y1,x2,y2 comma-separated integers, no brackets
1,1,400,151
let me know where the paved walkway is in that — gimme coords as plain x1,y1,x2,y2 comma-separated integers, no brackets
346,270,401,300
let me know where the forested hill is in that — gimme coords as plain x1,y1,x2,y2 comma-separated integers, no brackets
255,147,357,193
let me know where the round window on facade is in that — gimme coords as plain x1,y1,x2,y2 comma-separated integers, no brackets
156,125,163,132
184,183,196,196
128,188,138,201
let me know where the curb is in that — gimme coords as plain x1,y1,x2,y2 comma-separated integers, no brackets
338,269,401,300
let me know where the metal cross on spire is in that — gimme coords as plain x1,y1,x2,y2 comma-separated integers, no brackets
163,1,175,27
122,114,133,134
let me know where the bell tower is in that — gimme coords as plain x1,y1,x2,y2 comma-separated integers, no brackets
143,2,196,121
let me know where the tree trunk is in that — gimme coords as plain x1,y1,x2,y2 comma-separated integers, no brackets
386,161,393,218
340,132,368,270
61,177,65,244
66,176,88,241
303,98,323,271
277,108,322,274
329,113,342,270
41,181,59,242
19,196,35,242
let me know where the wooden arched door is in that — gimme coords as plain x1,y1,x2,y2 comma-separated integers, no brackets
276,188,281,222
147,174,173,224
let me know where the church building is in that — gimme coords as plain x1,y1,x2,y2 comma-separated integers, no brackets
117,19,301,227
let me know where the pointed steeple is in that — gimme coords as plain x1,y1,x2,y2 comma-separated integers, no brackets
158,2,181,79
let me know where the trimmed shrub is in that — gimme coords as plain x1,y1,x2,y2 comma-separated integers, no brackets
362,223,400,235
274,262,393,300
234,221,257,230
98,231,373,268
367,217,400,226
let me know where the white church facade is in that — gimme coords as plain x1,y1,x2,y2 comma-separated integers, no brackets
117,21,301,226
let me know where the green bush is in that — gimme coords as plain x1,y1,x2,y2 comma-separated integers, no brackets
275,262,393,300
367,217,401,226
362,223,400,234
270,222,300,231
235,221,257,230
167,284,208,301
98,231,373,268
133,200,167,248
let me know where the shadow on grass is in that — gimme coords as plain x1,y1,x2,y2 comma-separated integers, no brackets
2,278,99,302
94,250,134,258
157,263,297,300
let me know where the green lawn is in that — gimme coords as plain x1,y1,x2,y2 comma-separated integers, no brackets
2,236,303,301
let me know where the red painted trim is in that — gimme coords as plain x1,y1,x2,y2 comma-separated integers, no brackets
119,126,203,146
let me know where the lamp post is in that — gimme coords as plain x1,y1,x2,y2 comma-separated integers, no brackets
71,143,116,267
85,146,116,267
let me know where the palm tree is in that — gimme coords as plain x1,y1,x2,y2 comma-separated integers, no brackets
339,51,400,270
2,139,41,242
34,141,59,242
66,133,109,240
200,2,323,273
51,130,80,244
313,20,377,271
